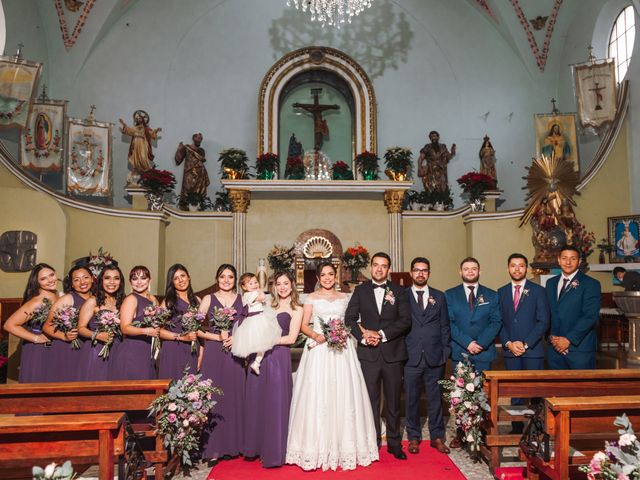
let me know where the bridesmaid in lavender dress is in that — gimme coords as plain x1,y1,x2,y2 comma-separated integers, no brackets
112,266,159,380
158,264,200,381
4,264,59,383
43,265,94,382
198,264,246,463
243,271,303,468
77,266,126,381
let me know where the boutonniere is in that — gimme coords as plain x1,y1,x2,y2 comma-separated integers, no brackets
428,296,436,306
570,280,579,289
522,288,530,297
477,294,487,305
384,287,395,305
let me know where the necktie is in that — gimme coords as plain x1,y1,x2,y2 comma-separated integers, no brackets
468,285,475,311
558,277,570,299
417,290,425,310
513,285,521,310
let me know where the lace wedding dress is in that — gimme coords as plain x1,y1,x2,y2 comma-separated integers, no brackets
286,296,379,471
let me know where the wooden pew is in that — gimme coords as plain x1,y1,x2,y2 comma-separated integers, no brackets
0,412,125,480
525,395,640,480
483,369,640,470
0,380,171,478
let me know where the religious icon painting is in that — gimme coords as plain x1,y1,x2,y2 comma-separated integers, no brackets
0,55,42,130
573,59,617,129
65,117,113,200
608,215,640,263
534,113,580,175
20,97,67,173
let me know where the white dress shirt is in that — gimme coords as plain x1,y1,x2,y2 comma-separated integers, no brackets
463,283,479,301
411,285,430,308
556,270,579,299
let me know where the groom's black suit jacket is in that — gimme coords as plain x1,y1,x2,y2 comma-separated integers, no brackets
345,280,411,363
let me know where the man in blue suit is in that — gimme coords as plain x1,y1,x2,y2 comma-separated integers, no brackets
498,253,550,432
404,257,451,455
545,245,601,369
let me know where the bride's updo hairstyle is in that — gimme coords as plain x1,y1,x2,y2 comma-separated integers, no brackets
315,261,336,277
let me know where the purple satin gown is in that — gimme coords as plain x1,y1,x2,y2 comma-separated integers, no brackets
243,312,292,468
200,294,246,460
77,309,116,381
158,298,198,381
110,293,156,380
18,300,51,383
44,292,86,382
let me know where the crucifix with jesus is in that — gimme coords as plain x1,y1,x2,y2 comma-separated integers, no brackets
293,88,340,152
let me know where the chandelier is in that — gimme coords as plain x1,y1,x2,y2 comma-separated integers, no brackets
287,0,373,27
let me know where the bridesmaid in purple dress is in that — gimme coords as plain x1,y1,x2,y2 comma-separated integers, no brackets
112,266,159,380
77,266,126,381
43,265,94,382
158,264,200,381
4,264,59,383
243,271,303,468
198,264,246,463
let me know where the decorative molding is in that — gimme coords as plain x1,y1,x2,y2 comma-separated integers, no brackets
221,179,411,194
383,189,405,214
54,0,96,50
510,0,563,72
227,189,251,213
473,0,498,22
162,206,232,220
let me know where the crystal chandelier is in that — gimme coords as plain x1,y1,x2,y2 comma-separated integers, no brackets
287,0,373,27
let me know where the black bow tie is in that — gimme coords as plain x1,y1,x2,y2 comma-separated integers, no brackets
373,283,387,289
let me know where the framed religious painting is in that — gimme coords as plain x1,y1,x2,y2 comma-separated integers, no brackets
534,113,580,174
65,116,113,202
0,55,42,129
608,215,640,263
20,96,67,175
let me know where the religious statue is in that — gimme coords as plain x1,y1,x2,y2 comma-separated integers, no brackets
617,221,639,257
287,133,303,158
119,110,162,184
175,133,210,210
541,122,570,161
417,130,456,193
293,88,339,151
479,135,497,184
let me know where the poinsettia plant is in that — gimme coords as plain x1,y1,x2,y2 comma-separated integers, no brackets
457,171,496,202
140,168,176,195
219,148,249,179
256,153,280,179
354,151,380,178
332,161,353,180
342,243,370,270
383,147,413,177
285,155,304,180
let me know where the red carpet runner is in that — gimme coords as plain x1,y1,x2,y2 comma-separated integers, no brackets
207,441,466,480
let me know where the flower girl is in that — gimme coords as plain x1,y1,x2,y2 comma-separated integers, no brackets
232,273,281,374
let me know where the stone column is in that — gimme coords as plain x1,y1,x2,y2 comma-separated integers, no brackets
384,189,405,272
228,189,250,275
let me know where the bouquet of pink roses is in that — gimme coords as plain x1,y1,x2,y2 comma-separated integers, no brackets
180,307,206,354
93,310,121,360
211,306,237,352
29,298,52,332
51,304,81,349
320,317,351,351
134,305,172,359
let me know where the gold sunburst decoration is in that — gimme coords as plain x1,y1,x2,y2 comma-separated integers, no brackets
519,153,580,228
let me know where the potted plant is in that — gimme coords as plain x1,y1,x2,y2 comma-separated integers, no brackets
332,160,354,180
179,191,214,211
457,171,496,211
383,147,413,181
431,187,454,211
284,155,305,180
212,191,231,212
139,168,176,211
596,238,615,264
354,151,379,180
219,148,249,179
256,153,280,179
267,244,296,273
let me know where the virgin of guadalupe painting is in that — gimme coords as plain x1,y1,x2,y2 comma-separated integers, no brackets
0,55,42,129
21,98,67,173
534,113,580,174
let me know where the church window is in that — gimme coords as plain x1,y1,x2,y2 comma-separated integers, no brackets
608,5,635,81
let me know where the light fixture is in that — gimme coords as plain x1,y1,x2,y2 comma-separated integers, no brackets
287,0,373,27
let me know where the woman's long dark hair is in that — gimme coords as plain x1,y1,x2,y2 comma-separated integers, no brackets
164,264,198,313
63,265,93,294
216,263,237,292
22,263,56,303
95,266,126,309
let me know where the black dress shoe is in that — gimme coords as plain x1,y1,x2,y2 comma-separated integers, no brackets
243,455,259,462
387,446,407,460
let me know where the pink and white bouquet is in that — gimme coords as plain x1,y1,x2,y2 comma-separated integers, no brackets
29,298,52,332
320,317,352,351
149,369,222,467
51,305,81,350
211,306,237,352
134,305,172,359
93,310,121,360
180,307,206,354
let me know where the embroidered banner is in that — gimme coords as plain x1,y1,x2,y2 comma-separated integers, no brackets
574,60,617,129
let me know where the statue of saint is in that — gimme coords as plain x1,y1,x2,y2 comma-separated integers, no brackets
287,133,303,158
479,135,497,183
175,133,210,210
119,110,162,184
417,130,456,193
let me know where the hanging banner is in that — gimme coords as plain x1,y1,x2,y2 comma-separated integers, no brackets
21,98,67,172
0,55,41,130
574,59,617,129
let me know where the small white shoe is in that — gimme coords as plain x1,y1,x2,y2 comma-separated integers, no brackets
250,361,260,375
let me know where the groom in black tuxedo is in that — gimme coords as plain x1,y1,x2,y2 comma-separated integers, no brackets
345,252,411,460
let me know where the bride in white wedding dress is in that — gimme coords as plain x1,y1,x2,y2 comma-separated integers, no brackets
286,262,379,471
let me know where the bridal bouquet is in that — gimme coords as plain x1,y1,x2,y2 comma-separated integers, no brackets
180,307,206,354
29,298,52,331
134,305,172,359
314,317,351,352
51,305,81,349
93,310,122,360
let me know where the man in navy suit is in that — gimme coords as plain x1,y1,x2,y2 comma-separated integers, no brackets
498,253,550,432
403,257,451,455
545,245,601,369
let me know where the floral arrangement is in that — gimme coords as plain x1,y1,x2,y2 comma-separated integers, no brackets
51,305,81,349
88,247,115,279
267,244,296,272
354,151,379,179
93,310,121,360
32,461,75,479
319,317,351,351
256,153,280,179
285,155,304,180
342,243,370,271
149,370,222,466
211,306,237,352
179,191,213,211
579,414,640,480
438,354,490,455
180,307,206,354
134,305,172,359
332,160,354,180
140,168,177,195
383,147,413,178
219,148,249,179
212,190,231,212
29,298,52,330
571,222,596,261
456,171,497,202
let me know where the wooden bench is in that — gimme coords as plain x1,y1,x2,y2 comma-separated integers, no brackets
0,380,171,478
0,412,125,480
524,395,640,480
483,369,640,470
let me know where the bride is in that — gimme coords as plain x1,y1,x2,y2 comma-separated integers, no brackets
286,262,379,471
